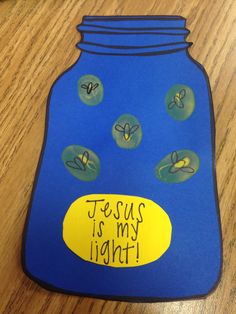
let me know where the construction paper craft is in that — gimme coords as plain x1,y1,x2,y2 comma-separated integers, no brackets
22,15,222,301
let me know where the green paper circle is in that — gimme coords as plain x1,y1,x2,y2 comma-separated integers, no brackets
155,150,200,183
112,114,142,149
62,145,100,182
165,84,195,121
78,74,104,106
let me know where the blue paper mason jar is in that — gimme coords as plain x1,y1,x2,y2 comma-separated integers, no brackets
23,16,222,301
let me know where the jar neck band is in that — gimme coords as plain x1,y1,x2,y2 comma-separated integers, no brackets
77,16,191,56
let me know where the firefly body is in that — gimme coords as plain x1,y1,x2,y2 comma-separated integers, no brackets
66,151,90,171
81,82,99,95
169,151,194,173
168,89,186,109
115,123,139,141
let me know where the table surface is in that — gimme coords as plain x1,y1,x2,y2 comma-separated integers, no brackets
0,1,235,313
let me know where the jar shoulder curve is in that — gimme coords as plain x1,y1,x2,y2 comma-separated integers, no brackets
186,50,211,84
48,55,83,98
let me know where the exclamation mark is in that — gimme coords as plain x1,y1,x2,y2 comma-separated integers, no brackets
136,242,139,263
95,241,98,262
90,241,93,261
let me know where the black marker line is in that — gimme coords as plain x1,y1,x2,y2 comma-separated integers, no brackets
77,46,192,57
79,40,190,50
79,30,189,36
80,23,189,31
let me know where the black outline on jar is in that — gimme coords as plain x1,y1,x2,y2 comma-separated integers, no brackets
21,15,223,303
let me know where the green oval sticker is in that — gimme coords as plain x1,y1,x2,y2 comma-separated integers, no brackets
165,84,195,121
155,150,200,183
62,145,100,181
78,74,104,106
112,114,142,149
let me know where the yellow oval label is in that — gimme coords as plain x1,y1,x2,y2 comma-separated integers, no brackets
63,194,172,267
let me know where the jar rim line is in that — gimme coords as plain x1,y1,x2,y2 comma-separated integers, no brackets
78,40,191,50
77,24,189,34
83,15,186,21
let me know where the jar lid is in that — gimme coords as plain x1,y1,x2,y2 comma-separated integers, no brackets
77,15,191,56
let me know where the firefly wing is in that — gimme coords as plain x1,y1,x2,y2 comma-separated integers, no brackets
130,125,139,134
92,83,99,90
179,89,186,99
65,160,80,170
115,124,125,132
168,99,176,109
81,84,88,89
171,151,178,163
180,166,195,173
